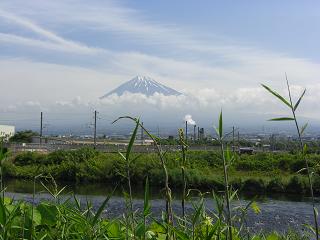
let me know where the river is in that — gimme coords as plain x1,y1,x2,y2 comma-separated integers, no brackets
3,178,318,234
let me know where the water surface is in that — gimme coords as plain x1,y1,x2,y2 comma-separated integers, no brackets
4,178,318,234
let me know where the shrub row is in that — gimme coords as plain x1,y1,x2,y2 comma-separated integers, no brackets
3,148,320,195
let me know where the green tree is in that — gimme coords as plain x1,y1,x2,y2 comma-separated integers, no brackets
9,130,38,143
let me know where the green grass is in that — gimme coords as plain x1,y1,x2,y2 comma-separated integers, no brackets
0,193,310,240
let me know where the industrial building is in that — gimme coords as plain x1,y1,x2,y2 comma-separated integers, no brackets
0,125,15,141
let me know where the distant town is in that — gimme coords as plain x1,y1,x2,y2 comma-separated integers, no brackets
2,119,320,155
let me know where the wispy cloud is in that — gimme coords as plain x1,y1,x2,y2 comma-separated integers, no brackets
0,0,319,127
0,8,100,54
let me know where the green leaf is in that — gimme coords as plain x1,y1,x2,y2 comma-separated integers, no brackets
143,176,151,216
106,221,122,238
229,189,238,202
251,201,261,214
297,167,307,174
212,191,224,215
126,118,140,160
314,206,318,217
266,233,280,240
226,146,231,161
213,127,220,140
303,144,308,155
118,152,126,161
301,123,308,135
170,227,190,240
268,117,295,121
92,184,117,226
135,222,146,238
37,203,58,226
261,84,291,108
73,195,81,211
303,223,316,235
113,116,158,146
28,208,42,226
294,88,306,111
0,198,6,225
149,219,166,234
192,200,203,226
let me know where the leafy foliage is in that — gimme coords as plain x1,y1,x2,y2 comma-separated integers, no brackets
3,148,320,195
9,130,38,143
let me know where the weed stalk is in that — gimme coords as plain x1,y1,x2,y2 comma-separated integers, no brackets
178,128,188,228
262,76,319,239
113,116,173,232
216,111,233,240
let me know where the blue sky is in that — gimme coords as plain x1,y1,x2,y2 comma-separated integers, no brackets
0,0,320,131
3,0,319,60
127,0,320,60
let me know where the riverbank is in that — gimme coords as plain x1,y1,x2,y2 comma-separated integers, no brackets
3,147,320,195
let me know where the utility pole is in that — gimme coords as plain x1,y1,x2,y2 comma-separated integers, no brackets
271,134,275,151
141,122,144,145
185,121,188,142
94,110,97,149
40,112,43,145
194,125,196,142
232,126,235,153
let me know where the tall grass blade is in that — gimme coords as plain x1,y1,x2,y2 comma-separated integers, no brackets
126,118,140,160
301,123,308,135
217,112,233,240
143,177,150,216
294,88,306,111
263,80,319,240
113,115,174,228
261,84,292,108
0,197,6,225
268,117,295,121
178,128,188,228
219,111,223,138
92,184,118,226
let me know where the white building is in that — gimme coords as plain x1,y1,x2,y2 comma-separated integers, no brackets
0,125,15,141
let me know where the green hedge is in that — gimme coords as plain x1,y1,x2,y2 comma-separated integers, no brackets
3,148,320,195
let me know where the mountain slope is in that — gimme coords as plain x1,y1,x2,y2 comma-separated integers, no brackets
100,76,182,98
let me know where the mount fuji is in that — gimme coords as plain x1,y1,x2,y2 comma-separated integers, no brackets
100,76,182,98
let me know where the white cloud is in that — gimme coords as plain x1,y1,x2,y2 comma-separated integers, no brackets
0,56,318,119
0,33,99,54
0,0,319,129
1,85,319,133
0,8,100,54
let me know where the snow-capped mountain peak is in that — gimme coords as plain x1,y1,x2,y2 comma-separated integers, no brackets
100,76,182,98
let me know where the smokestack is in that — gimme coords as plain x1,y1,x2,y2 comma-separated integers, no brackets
199,128,204,140
197,126,200,141
194,125,196,142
